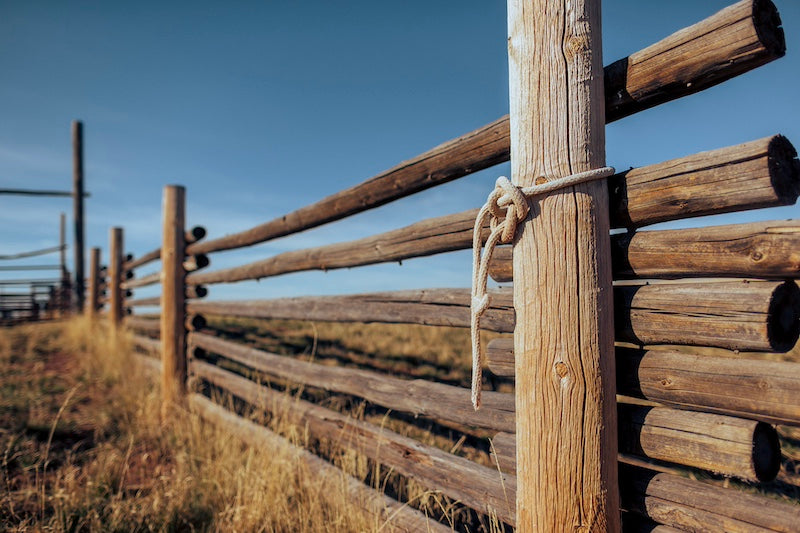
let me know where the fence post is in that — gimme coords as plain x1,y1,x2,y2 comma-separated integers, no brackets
109,228,123,329
72,120,85,313
507,0,619,530
86,247,101,319
161,185,187,413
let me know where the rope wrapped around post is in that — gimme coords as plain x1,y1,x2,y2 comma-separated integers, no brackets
470,166,615,409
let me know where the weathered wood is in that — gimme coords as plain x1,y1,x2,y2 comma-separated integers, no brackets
610,134,798,228
491,218,800,282
492,403,781,482
189,394,450,533
183,254,209,272
127,296,160,307
605,0,785,122
491,339,800,425
187,1,785,257
189,135,799,286
187,209,484,285
189,331,515,432
191,360,516,525
186,285,207,299
72,120,85,313
619,405,780,482
123,248,160,271
617,280,800,352
187,288,515,332
86,247,100,318
617,348,800,427
121,272,159,290
509,0,616,529
109,228,123,328
188,282,798,350
621,466,800,532
131,333,161,356
0,245,66,261
125,316,160,334
161,185,187,412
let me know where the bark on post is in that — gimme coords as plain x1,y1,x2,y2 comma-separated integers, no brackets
507,0,619,530
109,228,123,328
161,185,187,413
87,247,100,319
72,120,85,313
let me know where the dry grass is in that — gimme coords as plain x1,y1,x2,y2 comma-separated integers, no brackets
0,318,449,532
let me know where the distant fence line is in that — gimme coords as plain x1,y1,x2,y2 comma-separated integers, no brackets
84,1,800,531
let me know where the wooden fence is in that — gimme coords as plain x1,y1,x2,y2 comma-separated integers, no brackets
88,0,800,530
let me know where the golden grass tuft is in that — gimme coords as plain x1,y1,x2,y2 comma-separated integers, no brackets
0,318,433,532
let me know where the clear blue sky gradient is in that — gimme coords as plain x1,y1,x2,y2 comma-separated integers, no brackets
1,1,798,303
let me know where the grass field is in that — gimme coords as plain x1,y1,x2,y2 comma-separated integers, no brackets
2,317,798,532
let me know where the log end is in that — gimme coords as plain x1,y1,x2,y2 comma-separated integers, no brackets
752,421,781,482
767,135,799,205
753,0,786,58
767,280,800,352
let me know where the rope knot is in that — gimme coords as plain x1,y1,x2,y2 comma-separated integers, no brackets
488,177,530,244
469,166,615,411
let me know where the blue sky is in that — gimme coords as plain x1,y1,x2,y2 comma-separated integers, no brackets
1,0,798,304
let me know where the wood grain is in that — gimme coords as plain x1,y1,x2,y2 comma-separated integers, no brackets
492,402,781,482
491,218,800,282
160,185,187,411
189,394,451,533
616,280,800,352
109,228,123,328
187,0,785,257
189,331,515,432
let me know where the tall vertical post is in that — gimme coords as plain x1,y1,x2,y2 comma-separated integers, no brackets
109,228,123,329
508,0,618,531
161,185,187,413
72,120,85,313
59,212,68,314
87,247,101,319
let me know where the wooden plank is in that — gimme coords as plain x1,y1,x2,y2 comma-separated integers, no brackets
189,281,799,351
186,1,786,257
617,348,800,427
605,0,785,122
187,288,515,332
621,465,800,533
616,280,800,352
121,272,160,290
508,0,618,528
131,334,161,356
127,296,160,307
609,134,797,228
189,395,450,533
189,331,515,432
492,401,782,482
125,316,160,334
72,120,85,313
491,218,800,282
109,228,123,328
491,340,800,425
86,247,100,318
124,248,161,271
191,360,516,525
189,135,799,287
161,185,187,412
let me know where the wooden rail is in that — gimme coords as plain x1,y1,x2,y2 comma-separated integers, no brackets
188,135,798,286
187,0,785,257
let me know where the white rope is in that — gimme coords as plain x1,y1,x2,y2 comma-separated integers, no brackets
470,166,615,409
